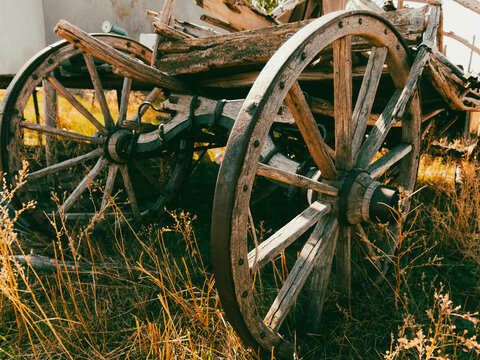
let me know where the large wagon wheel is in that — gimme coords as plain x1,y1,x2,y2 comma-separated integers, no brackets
212,11,421,356
0,35,191,233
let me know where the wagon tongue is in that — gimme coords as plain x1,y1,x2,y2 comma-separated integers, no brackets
338,170,399,225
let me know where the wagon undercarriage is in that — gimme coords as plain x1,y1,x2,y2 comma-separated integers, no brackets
1,0,480,357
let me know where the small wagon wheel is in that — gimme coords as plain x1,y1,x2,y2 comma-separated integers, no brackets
0,35,191,233
212,11,421,356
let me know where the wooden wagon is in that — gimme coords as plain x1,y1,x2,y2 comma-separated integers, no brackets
1,0,479,357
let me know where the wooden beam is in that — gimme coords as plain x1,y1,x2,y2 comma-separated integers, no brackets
54,20,188,92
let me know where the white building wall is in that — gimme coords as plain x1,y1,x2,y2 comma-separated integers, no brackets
0,0,47,75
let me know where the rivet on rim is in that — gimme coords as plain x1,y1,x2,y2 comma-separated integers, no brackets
358,18,363,25
253,140,260,148
243,184,248,192
242,290,248,298
338,21,343,28
238,258,244,265
279,81,285,89
301,51,307,60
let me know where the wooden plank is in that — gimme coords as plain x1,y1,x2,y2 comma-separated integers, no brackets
27,148,104,181
334,36,353,170
248,201,331,271
355,90,402,169
83,53,114,129
152,21,194,40
351,47,388,160
256,163,338,196
200,14,238,33
195,0,277,31
154,8,426,75
47,76,108,135
367,143,412,178
58,157,108,214
54,20,188,92
20,121,103,144
263,216,338,331
286,82,336,179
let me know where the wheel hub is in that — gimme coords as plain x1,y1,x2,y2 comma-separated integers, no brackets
105,129,135,163
338,170,399,225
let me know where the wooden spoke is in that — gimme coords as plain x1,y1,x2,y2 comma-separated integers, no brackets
353,223,382,270
101,164,119,210
132,160,168,195
248,201,331,271
119,164,140,220
20,121,103,144
43,80,57,167
367,143,413,179
117,77,132,126
263,216,338,331
333,36,353,170
58,157,108,214
256,163,338,196
335,225,351,297
355,90,402,169
285,81,336,179
83,53,115,129
351,47,388,160
46,75,108,135
28,148,104,181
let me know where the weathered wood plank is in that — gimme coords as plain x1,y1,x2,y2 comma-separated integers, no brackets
200,14,238,32
335,225,351,297
154,8,427,75
256,163,338,196
101,164,118,210
263,216,338,331
195,0,277,31
286,82,336,179
117,77,132,126
152,21,194,40
54,20,188,92
248,201,331,271
453,0,480,15
351,47,388,160
367,143,412,178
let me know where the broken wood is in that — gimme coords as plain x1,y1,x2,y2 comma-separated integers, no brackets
54,20,188,92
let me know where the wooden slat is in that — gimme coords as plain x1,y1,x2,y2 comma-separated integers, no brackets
351,47,388,160
58,157,108,214
444,31,480,56
334,36,353,170
263,216,338,331
286,82,336,179
367,143,412,178
20,121,103,144
119,165,140,221
194,0,277,31
248,201,331,271
152,21,194,40
28,148,104,181
83,53,114,129
452,0,480,15
46,76,108,135
54,20,188,92
256,163,338,196
355,90,402,169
